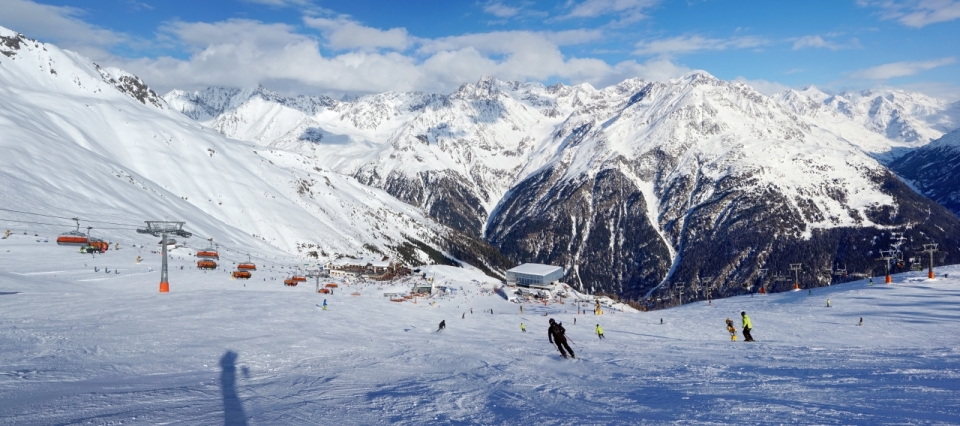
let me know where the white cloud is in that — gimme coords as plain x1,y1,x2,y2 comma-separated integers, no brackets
858,0,960,28
106,18,686,97
792,35,861,50
735,77,793,96
559,0,661,24
633,34,769,56
850,57,956,79
0,1,688,97
303,17,412,51
163,19,309,50
483,2,522,18
898,81,960,101
418,29,602,55
0,0,130,53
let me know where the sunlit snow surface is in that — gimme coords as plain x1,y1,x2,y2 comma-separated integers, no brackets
1,236,959,425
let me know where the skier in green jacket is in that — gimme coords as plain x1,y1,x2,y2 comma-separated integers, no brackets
741,311,754,341
595,324,604,339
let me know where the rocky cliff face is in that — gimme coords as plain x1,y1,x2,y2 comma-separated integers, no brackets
888,129,960,217
484,73,960,300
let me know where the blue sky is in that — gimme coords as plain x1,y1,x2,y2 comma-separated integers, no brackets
1,0,958,99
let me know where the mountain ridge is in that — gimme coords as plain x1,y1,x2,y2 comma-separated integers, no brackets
164,69,960,301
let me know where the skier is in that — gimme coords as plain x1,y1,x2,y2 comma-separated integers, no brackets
521,323,526,332
437,320,446,331
595,324,604,340
520,305,523,314
741,311,755,341
462,313,465,319
547,318,575,358
725,318,738,341
858,317,863,326
322,299,328,311
826,299,831,307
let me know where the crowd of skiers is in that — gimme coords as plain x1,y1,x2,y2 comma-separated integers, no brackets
434,305,765,359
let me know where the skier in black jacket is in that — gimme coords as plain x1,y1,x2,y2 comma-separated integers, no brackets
548,318,575,358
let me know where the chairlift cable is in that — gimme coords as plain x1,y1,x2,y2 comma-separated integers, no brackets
0,207,141,228
0,217,136,230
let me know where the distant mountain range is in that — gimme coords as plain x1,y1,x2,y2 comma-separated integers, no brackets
165,69,960,301
3,23,959,304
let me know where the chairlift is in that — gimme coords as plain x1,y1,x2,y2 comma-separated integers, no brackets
284,278,298,287
232,270,251,279
57,218,89,246
237,253,256,271
197,260,217,270
79,227,108,253
197,238,219,259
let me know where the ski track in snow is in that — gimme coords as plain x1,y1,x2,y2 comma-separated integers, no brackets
1,236,960,425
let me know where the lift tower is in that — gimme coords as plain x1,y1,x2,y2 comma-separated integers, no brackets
306,269,325,293
137,221,191,292
878,250,897,284
922,243,939,279
790,264,803,291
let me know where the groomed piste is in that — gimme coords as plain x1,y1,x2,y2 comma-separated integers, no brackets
1,233,959,425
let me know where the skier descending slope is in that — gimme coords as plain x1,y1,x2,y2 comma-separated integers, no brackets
437,320,445,332
548,319,575,359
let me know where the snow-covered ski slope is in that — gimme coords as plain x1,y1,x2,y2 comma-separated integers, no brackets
1,235,959,424
0,26,452,263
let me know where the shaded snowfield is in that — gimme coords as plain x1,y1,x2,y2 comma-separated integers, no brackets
1,234,959,425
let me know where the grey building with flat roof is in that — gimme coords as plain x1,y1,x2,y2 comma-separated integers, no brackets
506,263,563,288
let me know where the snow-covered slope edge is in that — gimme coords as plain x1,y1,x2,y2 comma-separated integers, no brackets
1,235,959,424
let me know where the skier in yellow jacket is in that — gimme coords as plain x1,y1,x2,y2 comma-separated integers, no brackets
741,311,755,341
595,324,604,339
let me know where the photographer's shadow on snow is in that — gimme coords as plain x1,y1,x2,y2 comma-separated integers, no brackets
220,350,248,426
